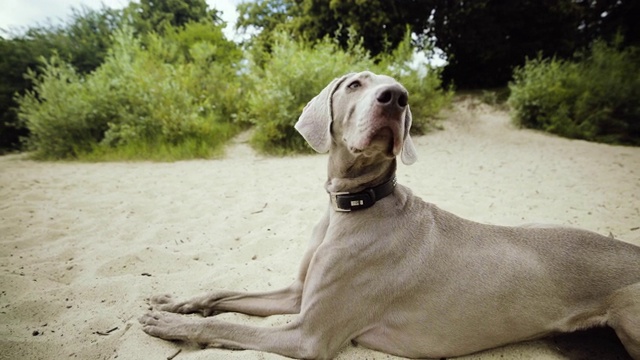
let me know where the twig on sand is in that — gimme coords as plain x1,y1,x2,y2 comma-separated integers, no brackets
167,348,182,360
251,202,269,214
95,326,118,335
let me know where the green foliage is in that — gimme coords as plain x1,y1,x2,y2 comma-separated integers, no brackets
508,40,640,145
236,0,294,34
0,5,123,153
6,0,639,156
18,56,100,158
56,6,123,74
11,0,456,160
243,32,375,154
126,0,221,35
17,25,246,160
237,0,639,89
236,0,299,69
163,21,242,62
237,0,427,58
245,31,451,154
433,0,585,88
0,36,38,152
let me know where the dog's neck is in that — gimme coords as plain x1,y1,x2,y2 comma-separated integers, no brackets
325,146,397,194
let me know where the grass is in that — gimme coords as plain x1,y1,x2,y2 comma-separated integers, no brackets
72,122,243,162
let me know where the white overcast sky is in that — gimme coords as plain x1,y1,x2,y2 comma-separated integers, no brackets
0,0,243,39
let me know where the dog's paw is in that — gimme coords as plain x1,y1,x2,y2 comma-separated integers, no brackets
148,294,197,314
139,311,193,341
149,294,175,306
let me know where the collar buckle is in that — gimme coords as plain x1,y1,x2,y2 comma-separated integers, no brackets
330,192,351,212
329,176,396,212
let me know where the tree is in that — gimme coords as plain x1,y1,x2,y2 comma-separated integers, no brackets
0,36,39,151
236,0,294,33
237,0,639,88
575,0,639,47
163,21,243,63
237,0,427,57
126,0,222,34
236,0,299,66
0,5,123,152
430,0,585,88
429,0,640,88
0,0,227,152
61,6,123,73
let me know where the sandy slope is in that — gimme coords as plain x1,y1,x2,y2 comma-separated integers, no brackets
1,98,638,360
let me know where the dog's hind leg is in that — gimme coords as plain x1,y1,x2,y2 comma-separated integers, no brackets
608,283,640,359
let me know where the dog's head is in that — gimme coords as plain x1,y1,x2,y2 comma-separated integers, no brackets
295,71,417,165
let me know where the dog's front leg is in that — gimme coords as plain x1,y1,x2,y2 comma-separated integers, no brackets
149,283,303,317
139,311,332,359
150,211,330,317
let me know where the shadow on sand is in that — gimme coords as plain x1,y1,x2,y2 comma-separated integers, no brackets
547,327,632,360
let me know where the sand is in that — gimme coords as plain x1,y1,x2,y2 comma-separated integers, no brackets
1,98,639,360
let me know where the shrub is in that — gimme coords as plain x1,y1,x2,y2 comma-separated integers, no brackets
17,25,451,159
17,24,246,160
245,31,452,154
244,33,374,154
508,40,640,145
17,56,107,158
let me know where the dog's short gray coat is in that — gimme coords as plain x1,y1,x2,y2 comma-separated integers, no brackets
140,71,640,359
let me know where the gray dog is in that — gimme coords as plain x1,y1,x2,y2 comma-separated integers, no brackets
140,71,640,359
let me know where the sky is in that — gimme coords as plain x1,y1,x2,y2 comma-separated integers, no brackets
0,0,243,39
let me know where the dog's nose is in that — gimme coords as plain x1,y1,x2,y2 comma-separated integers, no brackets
376,85,408,109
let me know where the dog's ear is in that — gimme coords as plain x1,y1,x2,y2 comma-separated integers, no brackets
401,105,418,165
295,75,350,153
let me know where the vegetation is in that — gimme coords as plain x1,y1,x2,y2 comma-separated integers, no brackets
238,0,639,88
245,31,451,154
1,0,638,157
17,24,246,160
0,5,123,152
3,0,452,159
509,40,640,145
127,0,220,35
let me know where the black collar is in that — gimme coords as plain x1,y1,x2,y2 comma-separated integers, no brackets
330,176,397,212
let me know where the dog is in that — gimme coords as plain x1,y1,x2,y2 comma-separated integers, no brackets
140,71,640,359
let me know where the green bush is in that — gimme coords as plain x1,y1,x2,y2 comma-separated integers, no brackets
244,33,374,154
508,40,640,145
245,31,452,154
17,24,246,160
17,56,104,158
17,25,451,159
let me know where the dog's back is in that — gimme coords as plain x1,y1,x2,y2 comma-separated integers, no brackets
406,191,640,358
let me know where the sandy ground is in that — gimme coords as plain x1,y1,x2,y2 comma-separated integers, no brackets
1,98,639,360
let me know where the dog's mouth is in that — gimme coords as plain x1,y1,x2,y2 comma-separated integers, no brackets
371,127,394,153
350,127,397,157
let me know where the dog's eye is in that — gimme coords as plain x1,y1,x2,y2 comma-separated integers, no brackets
347,81,361,89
